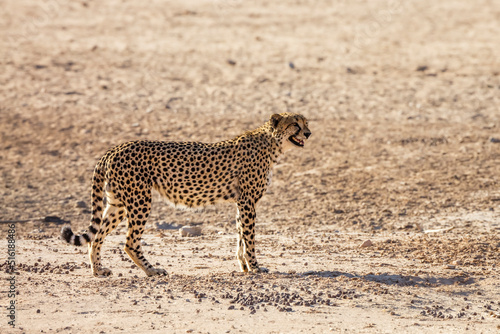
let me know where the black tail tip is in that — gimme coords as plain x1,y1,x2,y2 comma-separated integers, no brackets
61,225,74,243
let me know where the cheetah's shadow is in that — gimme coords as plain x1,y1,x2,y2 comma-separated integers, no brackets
297,270,475,288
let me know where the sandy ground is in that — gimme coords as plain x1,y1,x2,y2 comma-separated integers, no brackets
1,0,500,333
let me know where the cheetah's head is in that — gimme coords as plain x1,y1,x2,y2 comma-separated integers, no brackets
270,113,311,151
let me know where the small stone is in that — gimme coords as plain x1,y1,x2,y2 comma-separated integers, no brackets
75,201,87,209
180,226,202,237
346,67,356,74
444,264,456,269
155,222,181,230
359,240,374,248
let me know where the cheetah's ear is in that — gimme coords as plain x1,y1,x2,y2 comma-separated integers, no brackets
270,114,283,129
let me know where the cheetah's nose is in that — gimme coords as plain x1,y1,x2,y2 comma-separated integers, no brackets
304,132,311,139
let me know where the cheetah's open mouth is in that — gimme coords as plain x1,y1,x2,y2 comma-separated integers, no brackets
289,135,305,147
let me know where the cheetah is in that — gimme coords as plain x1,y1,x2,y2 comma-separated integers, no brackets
61,113,311,277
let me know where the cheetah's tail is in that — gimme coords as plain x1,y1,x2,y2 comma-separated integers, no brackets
61,159,106,246
61,225,91,246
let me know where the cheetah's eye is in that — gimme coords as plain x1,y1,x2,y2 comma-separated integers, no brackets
286,122,300,132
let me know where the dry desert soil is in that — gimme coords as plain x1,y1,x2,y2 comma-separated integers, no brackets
1,0,500,333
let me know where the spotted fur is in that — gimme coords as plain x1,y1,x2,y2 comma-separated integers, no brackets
61,113,311,277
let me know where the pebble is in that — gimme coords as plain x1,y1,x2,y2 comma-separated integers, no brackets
359,240,374,248
75,201,87,209
155,222,181,230
179,226,202,237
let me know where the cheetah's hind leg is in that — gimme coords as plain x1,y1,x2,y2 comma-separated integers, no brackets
123,191,167,277
89,204,126,277
237,235,250,272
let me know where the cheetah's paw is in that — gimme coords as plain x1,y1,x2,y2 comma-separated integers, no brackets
146,268,168,276
250,266,269,273
93,267,112,277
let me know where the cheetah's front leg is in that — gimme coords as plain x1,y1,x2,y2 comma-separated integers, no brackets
235,201,268,273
